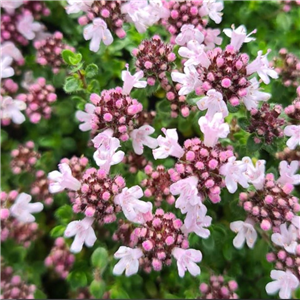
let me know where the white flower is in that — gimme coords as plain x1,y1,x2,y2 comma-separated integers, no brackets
198,113,230,147
242,157,266,190
204,28,222,50
48,163,81,193
266,270,299,299
175,24,204,46
1,42,24,64
10,193,43,223
130,125,158,155
113,246,143,276
0,56,14,79
114,186,152,224
0,0,23,14
92,128,114,148
17,11,43,40
83,18,113,52
197,89,229,119
246,50,278,84
241,77,271,110
223,24,256,51
199,0,224,24
64,217,97,253
65,0,94,14
0,96,26,124
122,64,147,95
171,66,202,96
75,103,96,132
277,160,300,186
220,157,249,193
153,128,184,160
284,125,300,150
271,223,298,254
230,218,257,249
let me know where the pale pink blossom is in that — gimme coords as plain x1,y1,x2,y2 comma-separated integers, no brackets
266,270,299,299
1,42,24,64
152,128,184,160
172,247,202,278
284,125,300,150
17,11,43,40
241,77,271,110
146,0,170,25
75,103,96,132
130,125,158,155
242,157,266,190
83,18,113,52
93,137,124,173
10,193,43,223
271,223,298,254
204,28,222,50
171,66,202,96
48,163,81,193
178,40,211,68
277,160,300,186
198,113,230,147
92,128,114,148
230,218,257,249
0,56,14,79
220,157,249,193
223,24,256,51
64,217,97,253
122,64,147,95
0,96,26,124
246,50,278,84
114,186,152,224
0,0,23,14
175,24,204,46
197,89,228,119
292,216,300,230
199,0,224,24
65,0,94,14
113,246,143,276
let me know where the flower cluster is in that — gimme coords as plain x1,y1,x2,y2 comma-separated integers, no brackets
122,151,150,174
285,88,300,123
31,170,53,206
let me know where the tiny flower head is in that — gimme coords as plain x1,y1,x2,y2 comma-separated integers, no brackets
175,24,204,46
284,125,300,150
0,96,26,124
122,64,147,95
242,157,266,190
0,56,14,79
17,11,43,40
75,103,96,132
277,160,300,186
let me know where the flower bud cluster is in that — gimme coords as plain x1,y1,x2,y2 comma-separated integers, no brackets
34,31,75,73
285,90,300,124
31,170,53,206
198,275,239,299
16,77,57,123
141,165,175,207
122,152,149,174
22,1,51,19
44,237,75,279
276,148,300,164
1,79,19,96
169,138,234,203
10,141,40,174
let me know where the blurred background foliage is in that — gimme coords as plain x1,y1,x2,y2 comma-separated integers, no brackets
1,1,300,299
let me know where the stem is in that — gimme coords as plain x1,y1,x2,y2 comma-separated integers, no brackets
78,70,87,90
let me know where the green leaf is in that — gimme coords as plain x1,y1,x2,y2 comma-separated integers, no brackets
89,280,106,298
202,236,215,250
222,242,233,261
237,117,249,131
50,225,66,238
227,103,240,113
61,49,76,65
85,64,99,78
69,53,82,65
67,271,88,290
34,289,47,299
156,99,171,114
262,142,278,154
246,134,262,153
55,205,73,224
91,247,109,271
64,77,81,93
87,79,100,93
110,286,130,299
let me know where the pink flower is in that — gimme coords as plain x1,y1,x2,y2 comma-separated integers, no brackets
172,247,202,277
17,11,43,40
48,163,81,193
0,96,26,124
271,223,298,254
266,270,299,299
246,50,278,84
241,78,271,110
199,0,224,24
122,64,147,95
197,89,229,119
64,217,97,253
277,160,300,186
92,128,114,148
204,28,222,50
1,42,24,64
220,157,249,193
284,125,300,150
292,216,300,230
83,18,113,52
171,66,202,96
130,125,158,155
198,113,229,147
10,193,43,223
175,24,204,46
242,157,266,190
113,246,143,276
223,25,256,51
93,137,124,173
178,40,211,68
0,0,23,14
114,186,152,224
65,0,94,14
75,103,96,132
230,218,257,249
0,56,14,79
153,128,184,160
